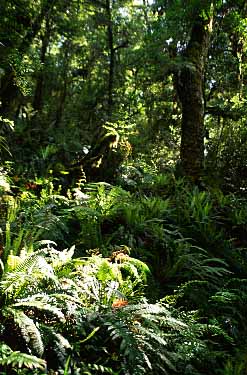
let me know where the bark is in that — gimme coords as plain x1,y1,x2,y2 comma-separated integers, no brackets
176,13,213,182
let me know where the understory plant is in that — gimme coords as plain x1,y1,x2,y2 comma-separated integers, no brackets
0,176,247,374
0,239,236,375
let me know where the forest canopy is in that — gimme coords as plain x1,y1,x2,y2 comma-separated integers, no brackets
0,0,245,188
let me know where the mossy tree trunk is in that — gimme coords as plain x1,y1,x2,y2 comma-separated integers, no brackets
176,13,213,182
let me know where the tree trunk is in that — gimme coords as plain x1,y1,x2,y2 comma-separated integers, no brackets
0,0,55,119
176,14,213,182
0,69,21,119
33,17,51,111
106,0,114,119
54,41,70,127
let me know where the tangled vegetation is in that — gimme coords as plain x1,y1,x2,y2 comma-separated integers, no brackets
0,177,246,374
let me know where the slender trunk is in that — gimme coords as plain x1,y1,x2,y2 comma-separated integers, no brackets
55,80,68,127
106,0,114,119
236,40,244,100
33,19,50,111
176,13,213,181
0,69,20,119
54,41,70,127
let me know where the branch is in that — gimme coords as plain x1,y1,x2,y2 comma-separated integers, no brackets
205,106,244,120
82,0,107,9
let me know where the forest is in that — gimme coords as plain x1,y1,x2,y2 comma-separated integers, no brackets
0,0,247,374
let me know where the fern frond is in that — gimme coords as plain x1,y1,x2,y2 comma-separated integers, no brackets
14,249,47,273
118,257,151,284
105,318,143,367
0,250,60,299
33,205,69,241
3,307,44,357
12,298,65,322
96,259,117,282
122,302,186,329
0,271,38,298
41,325,71,368
0,351,46,370
6,254,22,271
50,292,84,308
87,363,116,374
103,301,180,374
49,245,75,269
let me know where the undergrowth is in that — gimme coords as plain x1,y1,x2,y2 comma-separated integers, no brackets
0,171,247,374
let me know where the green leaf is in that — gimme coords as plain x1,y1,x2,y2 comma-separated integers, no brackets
0,351,46,370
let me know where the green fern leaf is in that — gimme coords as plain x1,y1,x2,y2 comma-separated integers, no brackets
4,307,44,357
12,299,65,322
14,249,47,273
41,326,71,367
0,351,46,370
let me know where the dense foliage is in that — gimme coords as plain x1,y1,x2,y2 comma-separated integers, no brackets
0,0,247,374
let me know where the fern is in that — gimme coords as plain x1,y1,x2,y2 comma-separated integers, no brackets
124,303,187,332
3,307,44,357
41,325,71,369
102,302,183,374
76,253,152,308
0,250,58,299
209,278,247,339
33,204,69,242
164,241,231,287
0,350,46,370
87,363,116,374
0,271,39,300
49,245,75,269
105,318,147,372
118,256,151,285
12,297,65,322
14,249,48,273
96,259,118,283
